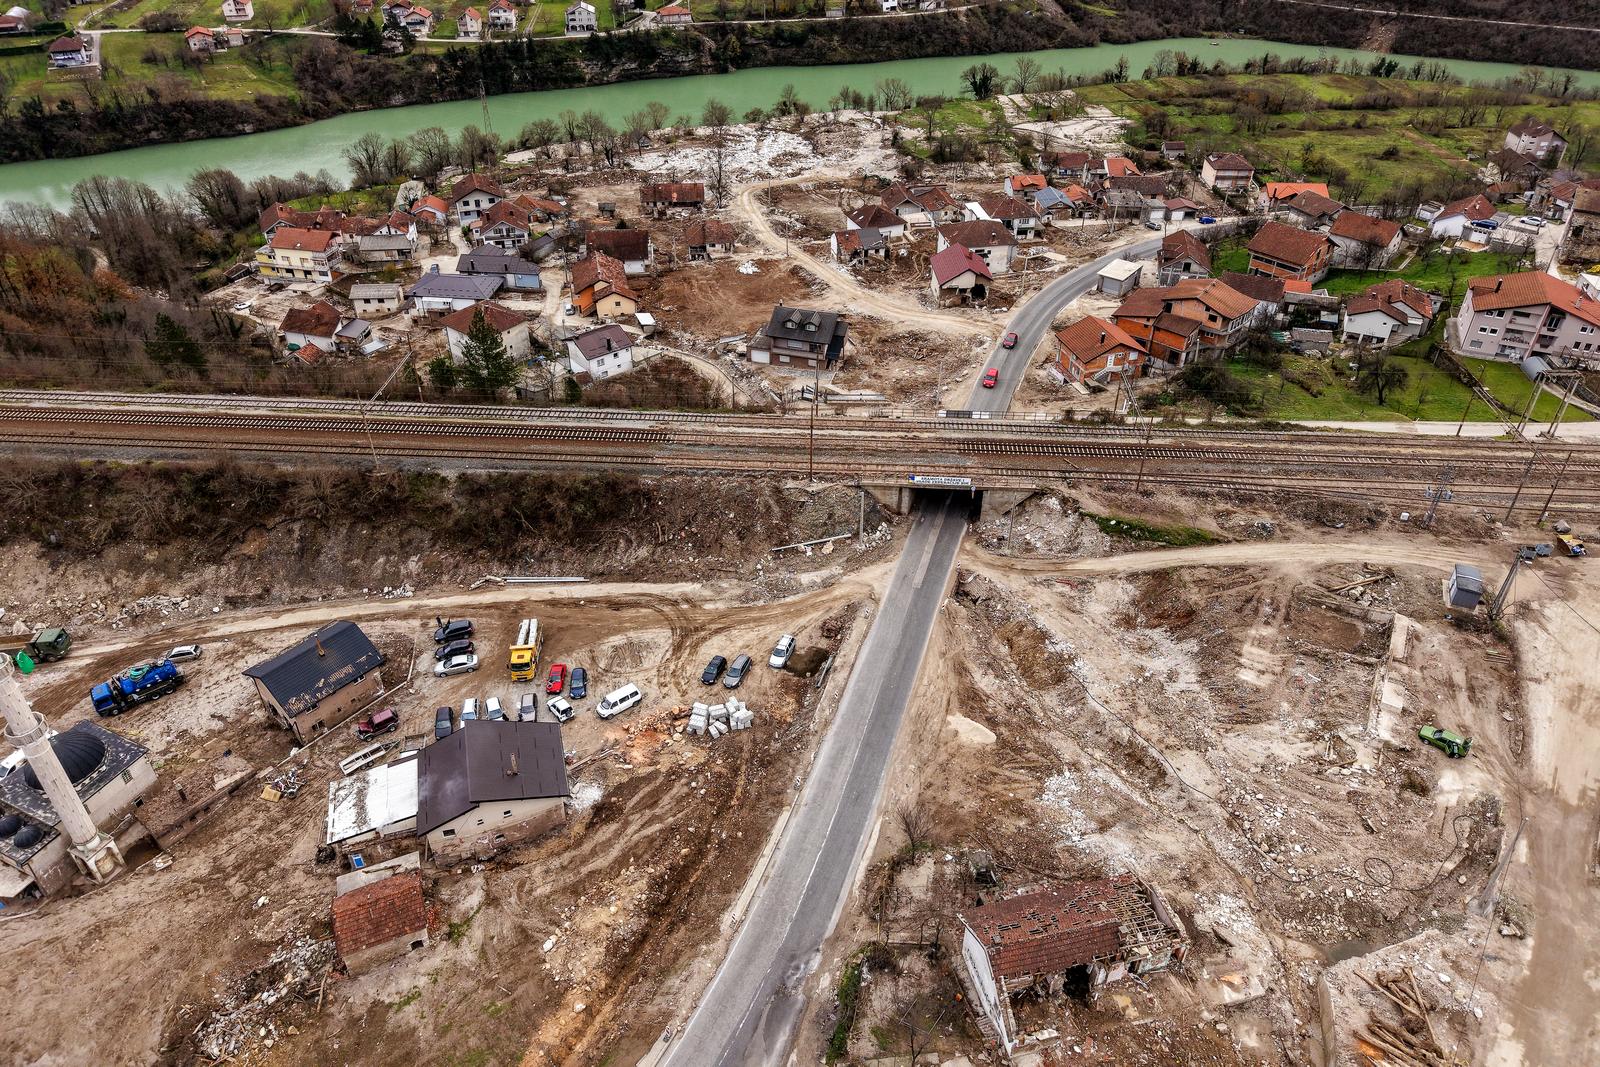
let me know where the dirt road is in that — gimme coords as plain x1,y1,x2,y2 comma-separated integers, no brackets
969,539,1493,577
730,179,995,338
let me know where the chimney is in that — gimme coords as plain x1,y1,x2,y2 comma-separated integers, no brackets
507,750,519,777
315,634,325,657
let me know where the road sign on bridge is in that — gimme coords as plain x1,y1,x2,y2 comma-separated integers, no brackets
907,474,975,488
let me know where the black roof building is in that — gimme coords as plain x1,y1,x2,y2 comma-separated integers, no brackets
243,621,385,719
0,721,147,867
456,246,542,277
416,720,569,835
758,304,849,362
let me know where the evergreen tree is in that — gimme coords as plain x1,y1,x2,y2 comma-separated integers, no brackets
146,313,205,372
457,307,519,394
427,354,458,391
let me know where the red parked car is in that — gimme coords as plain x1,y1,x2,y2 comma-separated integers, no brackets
1001,331,1018,349
981,368,999,388
355,707,399,739
546,663,568,695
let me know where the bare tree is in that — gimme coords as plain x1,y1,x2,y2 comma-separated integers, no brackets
519,118,560,156
343,131,388,188
876,77,911,111
897,802,933,852
1010,56,1042,95
186,168,252,231
408,126,454,183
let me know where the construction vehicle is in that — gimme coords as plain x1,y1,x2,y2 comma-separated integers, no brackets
0,627,72,665
1557,533,1586,557
90,659,186,716
1418,725,1472,759
508,618,543,682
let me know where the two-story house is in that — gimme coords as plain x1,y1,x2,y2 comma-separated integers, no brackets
934,219,1017,274
566,323,637,381
749,305,848,371
256,227,343,284
486,0,516,28
450,173,505,224
1246,221,1333,283
1505,117,1567,164
474,200,534,249
1157,230,1211,286
1113,278,1262,358
1342,280,1438,348
1052,315,1146,385
565,0,596,33
880,183,965,228
1200,152,1254,192
456,6,481,36
569,252,639,320
970,194,1043,240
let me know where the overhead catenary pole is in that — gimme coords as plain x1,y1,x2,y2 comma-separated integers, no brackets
1502,450,1539,523
1537,449,1574,524
1488,555,1524,622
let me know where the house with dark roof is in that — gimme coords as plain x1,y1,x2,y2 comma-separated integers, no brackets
565,322,636,380
929,243,992,305
1486,148,1544,187
242,621,386,742
1505,116,1567,163
881,183,965,228
1052,315,1146,385
46,34,91,68
1219,271,1287,312
956,875,1188,1057
1161,140,1187,161
935,219,1017,274
416,720,569,863
830,227,889,265
1050,151,1093,182
641,181,705,215
332,870,428,975
1328,211,1403,267
1279,189,1344,228
279,301,343,360
750,305,849,370
456,246,541,290
971,194,1043,239
1200,152,1254,192
407,266,503,316
844,203,906,239
1157,230,1211,285
474,199,535,250
584,227,654,274
1246,221,1333,283
449,173,505,223
686,218,738,260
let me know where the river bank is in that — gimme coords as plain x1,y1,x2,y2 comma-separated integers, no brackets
3,32,1600,208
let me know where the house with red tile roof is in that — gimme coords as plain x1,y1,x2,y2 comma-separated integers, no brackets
279,301,342,358
971,194,1043,239
1005,173,1049,200
1157,230,1211,285
1261,181,1329,208
1450,270,1600,361
411,194,449,225
1246,221,1333,283
570,252,639,319
1428,193,1496,239
1052,315,1146,385
929,243,992,305
440,301,531,363
1342,279,1439,348
332,871,428,975
1113,277,1264,357
935,219,1017,274
1279,189,1344,228
256,227,343,284
1328,211,1404,268
457,6,482,36
1200,152,1253,192
449,173,506,223
657,3,693,23
486,0,516,28
881,183,965,228
185,26,216,51
641,181,705,214
221,0,254,21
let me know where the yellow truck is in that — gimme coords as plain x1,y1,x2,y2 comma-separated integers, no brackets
508,618,543,681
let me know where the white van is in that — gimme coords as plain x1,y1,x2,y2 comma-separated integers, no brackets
596,683,642,720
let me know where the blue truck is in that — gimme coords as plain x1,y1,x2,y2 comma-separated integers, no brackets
91,659,186,717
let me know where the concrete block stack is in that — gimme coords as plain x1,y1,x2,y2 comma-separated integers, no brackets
685,699,755,739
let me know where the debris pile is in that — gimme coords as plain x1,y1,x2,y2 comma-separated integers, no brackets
687,699,755,738
192,936,336,1061
1356,966,1468,1067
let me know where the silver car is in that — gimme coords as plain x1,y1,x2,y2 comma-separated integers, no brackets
768,635,795,669
434,652,479,677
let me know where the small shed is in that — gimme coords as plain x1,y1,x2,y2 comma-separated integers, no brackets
331,869,428,975
1096,258,1143,296
1448,564,1485,610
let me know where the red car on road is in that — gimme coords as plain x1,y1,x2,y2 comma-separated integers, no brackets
981,368,999,388
1001,331,1018,349
546,663,568,695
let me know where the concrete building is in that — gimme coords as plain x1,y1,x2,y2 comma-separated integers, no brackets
564,0,595,32
1448,564,1485,610
1449,270,1600,361
929,243,992,306
881,183,965,228
325,754,420,850
1052,315,1145,385
1095,258,1142,297
1200,152,1254,192
243,621,386,744
440,301,532,364
750,304,849,370
408,267,503,316
255,227,342,285
350,282,406,317
0,659,153,899
448,173,506,224
416,720,569,864
486,0,516,28
221,0,254,19
1113,277,1263,358
456,246,541,290
566,323,637,381
685,218,737,260
332,869,428,975
956,876,1188,1059
1157,230,1211,285
844,204,906,239
935,220,1017,275
1504,116,1567,163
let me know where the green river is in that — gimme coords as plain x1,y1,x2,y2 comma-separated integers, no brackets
2,36,1596,209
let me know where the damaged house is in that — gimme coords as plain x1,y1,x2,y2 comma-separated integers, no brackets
956,875,1189,1058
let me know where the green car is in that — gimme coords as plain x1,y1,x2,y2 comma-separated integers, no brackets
1419,725,1472,759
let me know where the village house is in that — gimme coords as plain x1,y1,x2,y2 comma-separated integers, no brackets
685,218,737,260
1200,152,1254,192
1262,181,1329,210
935,219,1017,274
1505,116,1567,163
399,3,434,32
449,173,506,224
410,195,449,226
971,194,1044,239
1157,230,1211,286
474,200,535,250
570,252,639,320
1220,271,1288,317
486,0,516,27
1049,151,1092,183
1427,193,1496,239
1328,211,1403,268
1246,221,1333,283
1279,189,1344,228
1449,270,1600,361
881,183,965,228
1099,188,1157,223
1161,140,1186,161
1029,186,1070,218
417,720,569,864
243,620,386,744
350,283,405,317
0,13,25,33
456,246,541,290
407,266,503,316
749,304,848,370
1092,156,1140,180
1004,174,1049,201
440,301,531,363
46,34,91,68
356,233,415,264
564,1,595,32
657,3,692,22
1058,183,1096,216
256,227,343,285
1052,315,1146,386
185,25,216,51
1114,277,1263,357
566,322,637,380
831,228,889,265
456,5,482,35
956,876,1188,1058
332,870,428,976
1103,174,1170,202
258,202,345,237
1162,196,1203,223
278,301,342,357
585,228,653,274
221,0,253,19
929,243,992,306
1341,279,1438,348
1485,148,1544,187
844,204,907,239
640,181,705,215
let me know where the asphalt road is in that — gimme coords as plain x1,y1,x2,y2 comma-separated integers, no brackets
659,233,1167,1067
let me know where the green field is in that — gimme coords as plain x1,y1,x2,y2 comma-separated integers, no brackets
0,31,302,102
1464,357,1590,422
1318,249,1527,298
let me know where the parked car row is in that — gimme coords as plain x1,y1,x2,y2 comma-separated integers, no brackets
701,634,797,688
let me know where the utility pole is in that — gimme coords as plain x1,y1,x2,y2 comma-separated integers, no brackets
1502,450,1539,523
807,358,819,483
1488,554,1524,622
1454,391,1474,437
1134,406,1154,493
1537,449,1574,524
1421,463,1456,528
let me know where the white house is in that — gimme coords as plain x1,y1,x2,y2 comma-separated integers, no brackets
929,243,992,306
486,0,516,28
279,301,342,357
184,25,216,51
221,0,253,19
449,173,505,224
656,3,692,22
456,5,481,36
1328,211,1403,267
407,267,503,316
566,323,637,381
440,301,532,363
1341,280,1438,348
935,220,1017,275
565,0,596,33
1429,193,1496,239
46,34,91,68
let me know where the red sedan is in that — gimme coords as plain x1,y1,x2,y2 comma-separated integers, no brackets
1001,331,1018,349
981,368,999,388
546,663,568,695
